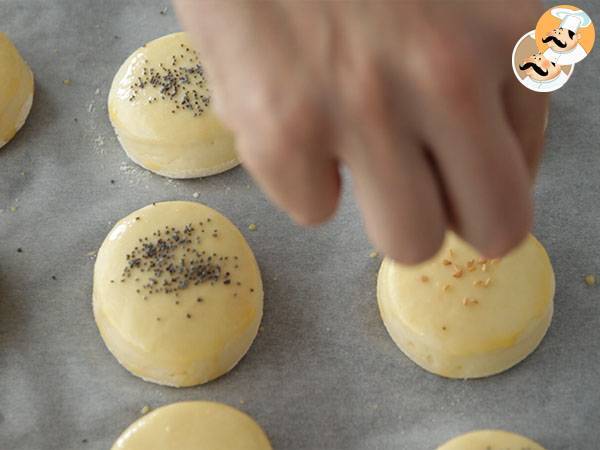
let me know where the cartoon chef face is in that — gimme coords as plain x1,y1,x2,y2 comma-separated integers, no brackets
519,53,562,81
542,27,581,52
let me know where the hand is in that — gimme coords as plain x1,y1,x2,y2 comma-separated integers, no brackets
173,0,548,263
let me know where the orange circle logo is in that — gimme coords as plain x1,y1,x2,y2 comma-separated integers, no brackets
535,5,594,65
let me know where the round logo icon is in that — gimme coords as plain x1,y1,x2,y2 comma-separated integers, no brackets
536,5,594,66
512,30,574,93
512,5,593,92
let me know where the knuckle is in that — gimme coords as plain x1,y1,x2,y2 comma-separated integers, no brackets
342,59,389,119
411,37,478,103
259,97,323,157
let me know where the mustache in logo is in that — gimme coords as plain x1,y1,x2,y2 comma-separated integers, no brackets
542,35,567,48
519,62,549,77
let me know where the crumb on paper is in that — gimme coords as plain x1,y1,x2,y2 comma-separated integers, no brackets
10,206,17,212
63,79,71,85
88,102,94,113
248,223,257,231
160,6,168,14
94,88,100,95
192,192,200,199
164,177,180,188
369,251,378,258
94,135,105,154
119,161,152,186
140,405,151,415
584,274,596,286
239,399,246,405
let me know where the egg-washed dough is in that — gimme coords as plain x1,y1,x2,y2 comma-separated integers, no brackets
108,32,237,178
112,401,272,450
377,233,554,379
437,429,546,449
0,33,34,149
93,201,263,387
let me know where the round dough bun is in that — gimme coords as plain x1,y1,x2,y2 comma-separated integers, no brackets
377,233,554,379
0,33,34,149
437,429,546,450
93,201,263,387
108,32,238,178
112,401,272,450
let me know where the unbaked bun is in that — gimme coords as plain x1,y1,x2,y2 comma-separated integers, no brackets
0,33,34,149
377,232,554,379
437,429,546,449
93,201,263,387
112,401,272,450
108,32,237,178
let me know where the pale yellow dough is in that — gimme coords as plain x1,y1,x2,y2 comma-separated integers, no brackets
437,429,546,449
93,201,263,387
0,33,34,149
112,401,272,450
108,32,237,178
377,233,554,379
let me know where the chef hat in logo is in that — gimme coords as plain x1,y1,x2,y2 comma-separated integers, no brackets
551,8,592,33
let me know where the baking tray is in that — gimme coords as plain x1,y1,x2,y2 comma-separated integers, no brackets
1,1,599,449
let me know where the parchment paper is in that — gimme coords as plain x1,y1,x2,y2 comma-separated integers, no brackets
1,1,599,449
